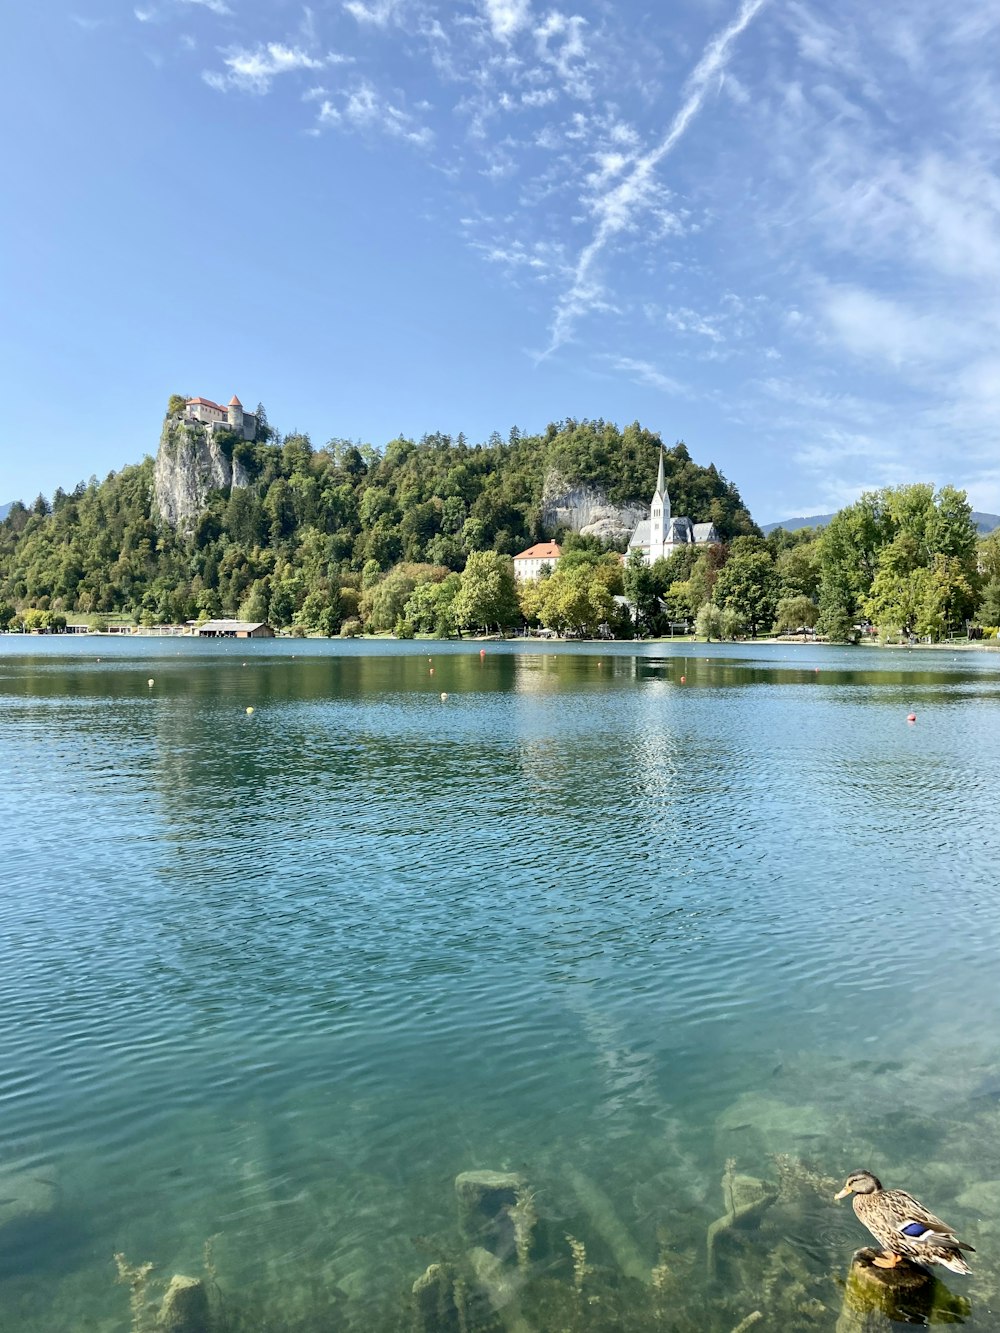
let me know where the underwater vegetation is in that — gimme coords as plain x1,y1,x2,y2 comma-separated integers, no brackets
102,1153,979,1333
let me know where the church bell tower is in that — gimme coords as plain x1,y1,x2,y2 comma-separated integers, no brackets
650,445,671,559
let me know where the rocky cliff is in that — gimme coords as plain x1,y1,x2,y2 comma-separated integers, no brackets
154,417,249,529
540,471,646,542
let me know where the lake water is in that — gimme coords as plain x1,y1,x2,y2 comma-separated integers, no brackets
2,637,1000,1332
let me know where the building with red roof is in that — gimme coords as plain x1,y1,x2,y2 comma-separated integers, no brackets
513,541,562,581
182,394,258,440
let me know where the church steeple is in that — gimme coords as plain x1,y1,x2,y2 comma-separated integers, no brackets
650,444,671,552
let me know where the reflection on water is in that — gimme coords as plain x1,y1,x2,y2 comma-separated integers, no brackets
2,638,1000,1330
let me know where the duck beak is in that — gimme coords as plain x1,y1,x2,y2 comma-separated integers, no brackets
834,1186,851,1200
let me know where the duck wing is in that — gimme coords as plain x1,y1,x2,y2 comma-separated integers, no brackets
883,1190,975,1252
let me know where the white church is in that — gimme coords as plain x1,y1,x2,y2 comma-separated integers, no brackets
627,446,718,562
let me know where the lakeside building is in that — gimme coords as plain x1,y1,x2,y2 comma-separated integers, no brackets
513,542,562,582
183,395,258,441
196,619,275,639
627,446,718,562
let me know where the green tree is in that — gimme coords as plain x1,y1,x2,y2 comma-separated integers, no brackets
453,551,519,633
695,602,723,641
713,548,779,637
622,549,656,634
238,580,270,624
775,595,819,634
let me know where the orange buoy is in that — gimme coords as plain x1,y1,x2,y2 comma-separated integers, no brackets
480,648,486,657
680,675,686,683
907,712,917,723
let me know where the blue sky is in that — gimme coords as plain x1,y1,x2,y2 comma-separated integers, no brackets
5,0,1000,522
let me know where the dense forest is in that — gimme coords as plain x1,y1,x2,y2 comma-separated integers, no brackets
3,404,999,641
0,410,756,634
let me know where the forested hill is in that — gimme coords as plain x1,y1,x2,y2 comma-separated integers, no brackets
0,414,756,627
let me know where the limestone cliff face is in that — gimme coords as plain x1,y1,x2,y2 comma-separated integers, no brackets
154,417,249,529
540,471,646,542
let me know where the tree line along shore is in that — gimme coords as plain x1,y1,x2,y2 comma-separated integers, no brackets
2,407,998,642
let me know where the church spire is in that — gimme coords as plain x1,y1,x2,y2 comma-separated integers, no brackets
655,444,666,500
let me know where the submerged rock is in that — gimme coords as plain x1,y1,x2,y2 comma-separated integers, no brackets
0,1163,56,1232
716,1093,834,1164
455,1169,523,1251
412,1262,463,1333
157,1274,210,1333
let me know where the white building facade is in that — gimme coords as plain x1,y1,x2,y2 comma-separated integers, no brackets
512,542,562,581
627,447,718,562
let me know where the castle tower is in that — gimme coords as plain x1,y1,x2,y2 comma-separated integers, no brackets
649,445,671,559
227,395,244,434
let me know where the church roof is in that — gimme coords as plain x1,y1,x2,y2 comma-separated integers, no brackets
693,522,718,542
229,395,242,406
628,521,650,548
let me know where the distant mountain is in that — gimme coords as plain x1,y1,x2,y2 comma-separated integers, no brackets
0,503,11,521
760,514,836,535
763,511,1000,536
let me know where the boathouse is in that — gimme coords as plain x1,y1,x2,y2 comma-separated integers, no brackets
196,620,274,639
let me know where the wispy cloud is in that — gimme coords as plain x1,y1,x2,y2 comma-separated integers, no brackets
180,0,232,15
316,81,432,145
541,0,768,356
604,355,686,396
343,0,402,27
205,44,343,94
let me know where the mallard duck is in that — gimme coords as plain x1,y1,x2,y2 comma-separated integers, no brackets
835,1170,974,1275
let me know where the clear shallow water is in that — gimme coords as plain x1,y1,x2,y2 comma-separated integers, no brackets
2,637,1000,1331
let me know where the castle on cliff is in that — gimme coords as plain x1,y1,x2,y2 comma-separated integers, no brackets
627,445,718,563
183,395,257,441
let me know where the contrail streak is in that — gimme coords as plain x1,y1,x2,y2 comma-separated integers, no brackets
540,0,768,359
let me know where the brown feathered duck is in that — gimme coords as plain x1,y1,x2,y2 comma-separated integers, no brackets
835,1170,974,1275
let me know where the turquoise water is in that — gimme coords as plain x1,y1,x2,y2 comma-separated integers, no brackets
2,637,1000,1331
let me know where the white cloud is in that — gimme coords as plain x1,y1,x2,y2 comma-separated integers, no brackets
521,87,556,107
820,285,955,369
205,44,345,94
343,0,402,27
534,11,590,93
604,356,686,396
180,0,232,14
541,0,768,356
317,82,433,146
483,0,532,42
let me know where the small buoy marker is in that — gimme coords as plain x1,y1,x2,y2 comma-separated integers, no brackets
147,678,155,687
429,667,435,675
480,648,486,657
907,712,917,723
440,692,448,701
246,706,254,716
680,675,686,683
